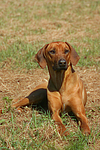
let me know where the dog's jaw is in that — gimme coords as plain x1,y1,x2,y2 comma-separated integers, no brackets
48,64,73,91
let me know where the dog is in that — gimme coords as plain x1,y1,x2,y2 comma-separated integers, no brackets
12,41,90,136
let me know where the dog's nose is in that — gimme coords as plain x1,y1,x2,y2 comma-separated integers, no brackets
58,59,66,67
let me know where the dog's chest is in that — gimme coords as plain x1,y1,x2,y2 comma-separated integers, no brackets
60,75,79,112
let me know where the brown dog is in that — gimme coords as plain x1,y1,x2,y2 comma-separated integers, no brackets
12,41,90,136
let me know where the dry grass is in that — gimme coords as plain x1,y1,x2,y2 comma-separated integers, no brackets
0,0,100,149
0,67,100,149
0,0,100,45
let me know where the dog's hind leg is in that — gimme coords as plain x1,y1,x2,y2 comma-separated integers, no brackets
11,82,48,109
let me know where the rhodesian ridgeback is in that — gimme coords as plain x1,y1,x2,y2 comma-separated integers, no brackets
12,41,90,136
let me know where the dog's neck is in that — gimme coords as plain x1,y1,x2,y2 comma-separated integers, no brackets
48,65,74,91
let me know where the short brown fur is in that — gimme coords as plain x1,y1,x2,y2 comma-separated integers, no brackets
12,41,90,136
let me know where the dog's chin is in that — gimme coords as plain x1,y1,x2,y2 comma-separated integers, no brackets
53,66,67,71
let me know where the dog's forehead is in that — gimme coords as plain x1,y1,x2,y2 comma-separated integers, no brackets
47,42,69,50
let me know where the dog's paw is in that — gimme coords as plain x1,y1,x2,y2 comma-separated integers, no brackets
15,107,23,114
81,125,90,136
83,129,90,136
57,125,70,136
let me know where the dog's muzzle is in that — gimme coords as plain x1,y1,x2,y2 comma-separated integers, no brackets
58,59,66,67
53,59,67,71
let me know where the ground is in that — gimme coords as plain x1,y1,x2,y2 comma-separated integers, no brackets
0,0,100,149
0,66,100,149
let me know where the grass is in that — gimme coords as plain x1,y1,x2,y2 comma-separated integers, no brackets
0,37,100,70
0,0,100,70
76,38,100,67
0,40,40,70
0,0,100,149
0,102,99,150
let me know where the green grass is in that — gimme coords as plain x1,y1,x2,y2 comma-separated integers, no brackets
0,40,45,70
0,106,99,150
0,37,100,70
0,97,100,149
75,38,100,67
0,0,100,70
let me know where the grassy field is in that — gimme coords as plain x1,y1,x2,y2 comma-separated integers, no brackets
0,0,100,149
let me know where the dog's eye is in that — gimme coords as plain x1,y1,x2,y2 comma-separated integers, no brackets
64,49,69,54
49,49,55,54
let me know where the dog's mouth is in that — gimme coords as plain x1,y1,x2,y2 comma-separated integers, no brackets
53,59,68,71
53,66,67,71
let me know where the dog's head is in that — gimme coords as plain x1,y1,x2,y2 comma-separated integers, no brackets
35,41,80,71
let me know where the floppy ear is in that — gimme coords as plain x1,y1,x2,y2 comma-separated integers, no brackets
65,42,80,66
35,44,48,69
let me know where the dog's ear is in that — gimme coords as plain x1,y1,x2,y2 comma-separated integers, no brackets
65,42,80,66
35,44,48,69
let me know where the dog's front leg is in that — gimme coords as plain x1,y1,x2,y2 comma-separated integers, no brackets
47,89,69,136
69,97,90,135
